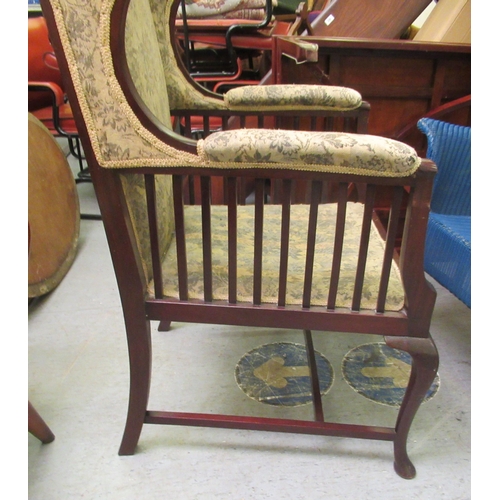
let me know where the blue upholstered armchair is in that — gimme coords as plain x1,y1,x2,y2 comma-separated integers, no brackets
418,118,471,307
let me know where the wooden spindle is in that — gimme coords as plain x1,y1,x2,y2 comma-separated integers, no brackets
227,177,238,304
303,181,322,308
377,186,404,313
253,179,265,305
184,115,192,138
278,179,292,307
173,175,189,300
327,182,348,309
352,184,376,311
203,116,210,138
200,176,213,302
145,174,163,299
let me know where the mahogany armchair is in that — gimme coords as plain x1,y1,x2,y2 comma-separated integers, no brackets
40,0,439,479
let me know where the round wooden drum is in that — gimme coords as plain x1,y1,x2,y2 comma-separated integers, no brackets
28,113,80,297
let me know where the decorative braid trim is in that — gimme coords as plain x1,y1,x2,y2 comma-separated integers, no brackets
50,1,106,164
51,0,202,168
99,0,202,166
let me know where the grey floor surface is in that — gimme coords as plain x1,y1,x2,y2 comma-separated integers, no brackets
28,147,472,499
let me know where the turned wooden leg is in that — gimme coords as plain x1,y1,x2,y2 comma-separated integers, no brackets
385,335,439,479
28,401,55,444
118,317,152,455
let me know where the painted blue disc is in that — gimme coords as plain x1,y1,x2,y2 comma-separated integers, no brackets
235,342,334,407
342,343,439,407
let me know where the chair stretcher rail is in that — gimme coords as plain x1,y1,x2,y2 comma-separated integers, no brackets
144,411,396,441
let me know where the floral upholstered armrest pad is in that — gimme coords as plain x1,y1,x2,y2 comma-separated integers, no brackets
224,85,362,111
199,129,421,176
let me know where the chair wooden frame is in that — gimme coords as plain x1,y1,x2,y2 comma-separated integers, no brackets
40,0,439,479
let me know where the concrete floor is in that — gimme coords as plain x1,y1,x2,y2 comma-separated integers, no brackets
28,147,471,499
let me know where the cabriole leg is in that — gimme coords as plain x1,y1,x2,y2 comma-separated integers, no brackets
385,335,439,479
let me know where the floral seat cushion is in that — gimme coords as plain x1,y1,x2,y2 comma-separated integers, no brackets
150,202,405,311
224,85,362,111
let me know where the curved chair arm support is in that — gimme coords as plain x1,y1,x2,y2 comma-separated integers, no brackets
395,95,471,143
421,95,471,122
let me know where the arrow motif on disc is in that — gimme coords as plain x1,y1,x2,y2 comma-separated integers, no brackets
360,356,410,388
253,356,311,388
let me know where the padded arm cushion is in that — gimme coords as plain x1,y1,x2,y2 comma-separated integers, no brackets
224,85,362,111
199,129,420,176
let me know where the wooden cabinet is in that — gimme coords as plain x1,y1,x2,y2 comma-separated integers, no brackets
309,0,431,39
271,36,471,155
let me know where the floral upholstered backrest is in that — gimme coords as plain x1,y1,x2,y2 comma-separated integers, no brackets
126,0,172,127
44,0,203,166
123,0,178,281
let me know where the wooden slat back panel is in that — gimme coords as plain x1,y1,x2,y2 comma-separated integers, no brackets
147,174,406,313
